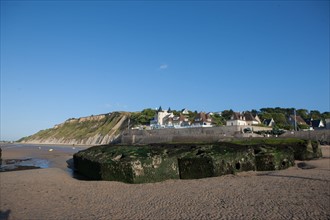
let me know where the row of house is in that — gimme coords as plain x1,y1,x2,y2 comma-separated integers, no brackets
227,112,326,130
149,107,329,130
287,115,325,130
150,108,213,129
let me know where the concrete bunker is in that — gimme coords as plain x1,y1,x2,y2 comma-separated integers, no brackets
73,139,322,183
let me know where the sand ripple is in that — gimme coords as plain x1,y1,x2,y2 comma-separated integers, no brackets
0,145,329,219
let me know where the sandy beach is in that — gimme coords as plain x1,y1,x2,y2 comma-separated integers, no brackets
0,144,329,220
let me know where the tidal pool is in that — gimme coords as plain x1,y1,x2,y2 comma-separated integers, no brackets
0,158,49,172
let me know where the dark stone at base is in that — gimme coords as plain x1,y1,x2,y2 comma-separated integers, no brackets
297,162,316,169
0,165,41,172
0,158,48,172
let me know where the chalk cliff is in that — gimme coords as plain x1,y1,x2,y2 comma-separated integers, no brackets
19,112,130,145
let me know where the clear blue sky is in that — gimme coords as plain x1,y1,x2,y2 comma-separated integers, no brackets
1,0,329,141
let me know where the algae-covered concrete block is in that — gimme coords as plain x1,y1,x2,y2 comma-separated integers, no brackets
255,146,295,171
100,156,180,183
255,153,276,171
178,145,256,179
211,145,256,175
74,145,187,183
73,155,102,180
178,156,214,179
288,140,322,160
232,138,322,161
73,139,313,183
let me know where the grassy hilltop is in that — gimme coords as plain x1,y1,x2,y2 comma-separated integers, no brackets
18,109,157,145
19,112,131,145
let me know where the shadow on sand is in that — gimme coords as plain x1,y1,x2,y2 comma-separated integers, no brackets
66,158,90,180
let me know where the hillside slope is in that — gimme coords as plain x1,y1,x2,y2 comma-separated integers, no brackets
19,112,130,145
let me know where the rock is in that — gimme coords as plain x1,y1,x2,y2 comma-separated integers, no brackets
112,154,122,161
297,162,316,169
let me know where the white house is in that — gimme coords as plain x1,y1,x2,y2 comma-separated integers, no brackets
253,113,262,124
263,118,275,127
244,112,259,125
181,108,190,115
305,118,325,129
150,107,174,128
163,114,191,128
226,112,247,126
226,111,261,126
192,112,213,127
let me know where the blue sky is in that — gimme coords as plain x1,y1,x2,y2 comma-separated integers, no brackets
1,0,329,141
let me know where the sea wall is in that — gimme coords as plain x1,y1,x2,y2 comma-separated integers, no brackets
120,127,330,145
281,130,330,144
121,126,271,144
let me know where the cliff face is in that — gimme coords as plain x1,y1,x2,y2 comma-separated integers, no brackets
20,112,130,145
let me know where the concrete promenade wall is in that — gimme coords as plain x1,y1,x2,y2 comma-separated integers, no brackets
281,130,330,144
120,126,330,145
120,126,272,144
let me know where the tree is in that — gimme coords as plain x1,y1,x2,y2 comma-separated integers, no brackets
171,110,180,116
321,112,330,120
272,113,290,129
221,109,234,120
260,108,274,114
210,114,225,126
310,110,321,119
259,112,272,121
251,109,258,115
296,109,309,120
188,111,198,121
130,108,157,126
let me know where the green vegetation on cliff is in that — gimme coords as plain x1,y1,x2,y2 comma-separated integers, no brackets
19,112,131,144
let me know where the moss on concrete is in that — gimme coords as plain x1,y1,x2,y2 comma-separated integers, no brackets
74,144,191,183
178,145,256,179
255,146,295,171
73,139,322,183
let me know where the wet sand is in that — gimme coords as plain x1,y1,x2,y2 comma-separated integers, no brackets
0,144,89,171
0,144,329,220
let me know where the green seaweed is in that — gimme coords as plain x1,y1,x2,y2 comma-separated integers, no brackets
73,139,322,183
